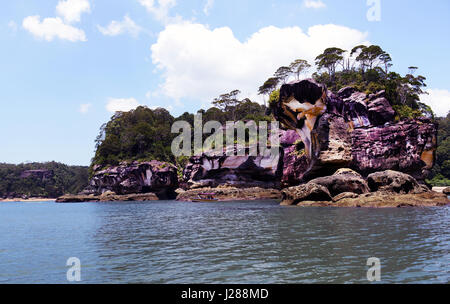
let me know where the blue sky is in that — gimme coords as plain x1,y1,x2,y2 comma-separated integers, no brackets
1,0,449,165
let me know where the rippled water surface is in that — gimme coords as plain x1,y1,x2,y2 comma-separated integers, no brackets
0,200,448,283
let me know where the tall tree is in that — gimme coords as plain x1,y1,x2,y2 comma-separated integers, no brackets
351,45,390,73
212,89,242,121
289,59,311,80
258,77,279,106
315,47,346,82
274,66,292,84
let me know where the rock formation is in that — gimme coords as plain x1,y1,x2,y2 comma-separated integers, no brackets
176,187,282,202
281,169,449,208
182,145,282,189
20,170,54,181
272,79,438,185
82,160,178,199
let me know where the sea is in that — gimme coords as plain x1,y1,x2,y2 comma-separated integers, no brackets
0,200,448,283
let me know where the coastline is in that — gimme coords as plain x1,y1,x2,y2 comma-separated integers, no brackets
0,198,56,202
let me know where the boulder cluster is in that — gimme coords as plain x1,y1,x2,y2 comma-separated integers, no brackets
281,169,447,207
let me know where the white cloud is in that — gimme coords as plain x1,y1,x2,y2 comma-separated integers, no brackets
79,103,92,114
56,0,91,24
150,22,369,105
203,0,214,15
97,15,142,37
23,0,89,42
421,89,450,117
106,98,141,113
138,0,180,24
151,105,174,112
22,16,87,42
304,0,326,9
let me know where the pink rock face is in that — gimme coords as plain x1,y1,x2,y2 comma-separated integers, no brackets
281,145,309,187
351,119,437,180
280,130,301,146
84,160,179,199
182,146,282,189
272,79,437,187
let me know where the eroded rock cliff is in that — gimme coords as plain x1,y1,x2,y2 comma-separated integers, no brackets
82,160,178,199
273,79,438,186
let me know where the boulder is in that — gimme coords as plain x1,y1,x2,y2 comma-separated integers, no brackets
309,168,370,197
367,170,425,194
293,192,449,208
332,192,360,202
281,183,332,206
443,187,450,195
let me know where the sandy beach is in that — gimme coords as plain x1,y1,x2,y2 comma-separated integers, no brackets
0,198,56,202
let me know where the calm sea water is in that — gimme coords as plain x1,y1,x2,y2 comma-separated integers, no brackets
0,200,448,284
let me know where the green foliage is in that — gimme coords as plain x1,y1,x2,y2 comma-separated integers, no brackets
92,106,176,168
92,101,271,169
315,47,346,81
392,105,423,120
268,90,280,106
428,112,450,186
0,162,89,198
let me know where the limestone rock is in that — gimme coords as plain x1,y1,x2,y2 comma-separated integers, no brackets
83,160,178,199
367,170,425,194
176,187,282,202
271,79,437,186
281,183,332,206
182,145,282,189
308,168,370,197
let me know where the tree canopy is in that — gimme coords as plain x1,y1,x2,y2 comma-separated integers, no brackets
0,162,89,198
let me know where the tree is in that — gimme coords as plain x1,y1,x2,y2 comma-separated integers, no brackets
212,89,242,121
351,45,391,73
380,52,393,73
315,47,346,82
274,66,292,84
289,59,311,80
258,77,279,106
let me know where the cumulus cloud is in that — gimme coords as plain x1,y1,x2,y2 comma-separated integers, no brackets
79,103,92,114
56,0,91,23
23,0,89,42
203,0,214,15
97,15,142,37
421,89,450,117
22,16,87,42
138,0,180,24
150,22,369,105
106,98,141,113
304,0,327,9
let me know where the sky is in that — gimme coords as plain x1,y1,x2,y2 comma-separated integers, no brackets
1,0,449,166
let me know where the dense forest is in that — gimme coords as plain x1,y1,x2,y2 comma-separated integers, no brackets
0,162,89,198
428,113,450,186
91,98,270,172
92,44,448,185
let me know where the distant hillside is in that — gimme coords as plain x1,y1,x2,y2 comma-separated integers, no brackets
0,162,89,198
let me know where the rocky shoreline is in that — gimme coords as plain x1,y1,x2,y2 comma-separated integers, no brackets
176,187,282,202
55,80,449,208
56,192,159,203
